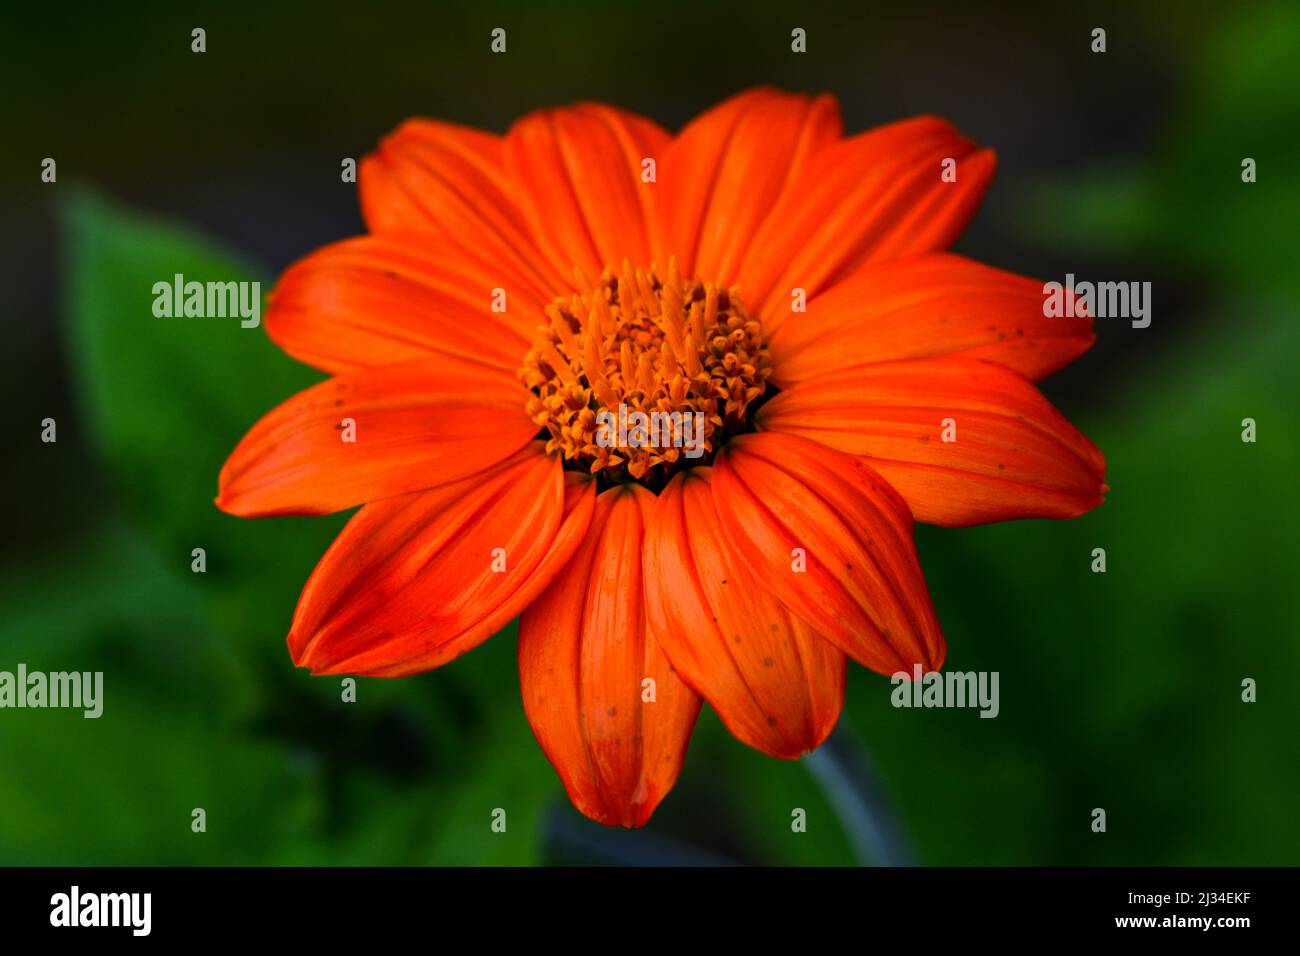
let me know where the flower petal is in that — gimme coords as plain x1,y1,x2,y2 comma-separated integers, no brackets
736,120,995,328
710,432,945,675
216,356,537,517
265,234,544,375
505,104,671,281
756,357,1107,527
643,469,846,758
519,485,701,828
652,88,842,284
768,253,1095,385
289,448,595,677
359,117,570,295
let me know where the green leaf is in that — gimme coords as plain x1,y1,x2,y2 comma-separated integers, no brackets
61,188,347,663
50,190,556,865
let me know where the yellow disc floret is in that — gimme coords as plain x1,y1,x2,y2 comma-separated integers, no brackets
521,258,772,485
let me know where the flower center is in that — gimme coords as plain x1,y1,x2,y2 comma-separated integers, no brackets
520,258,772,486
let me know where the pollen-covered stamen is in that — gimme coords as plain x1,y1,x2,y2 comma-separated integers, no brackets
521,258,772,483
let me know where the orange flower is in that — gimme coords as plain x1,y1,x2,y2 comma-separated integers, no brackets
217,88,1105,827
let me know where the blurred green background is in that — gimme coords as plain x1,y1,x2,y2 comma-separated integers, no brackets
1,1,1296,865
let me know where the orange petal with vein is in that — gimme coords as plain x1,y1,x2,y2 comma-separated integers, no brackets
651,88,842,284
265,234,545,375
505,104,670,281
710,432,944,676
216,356,537,517
769,253,1094,385
519,485,700,828
736,119,995,326
644,470,845,758
757,357,1107,527
289,449,594,676
359,117,570,295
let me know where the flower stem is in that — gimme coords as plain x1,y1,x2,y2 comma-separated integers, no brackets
803,723,916,866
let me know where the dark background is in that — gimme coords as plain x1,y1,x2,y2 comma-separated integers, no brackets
1,0,1296,864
